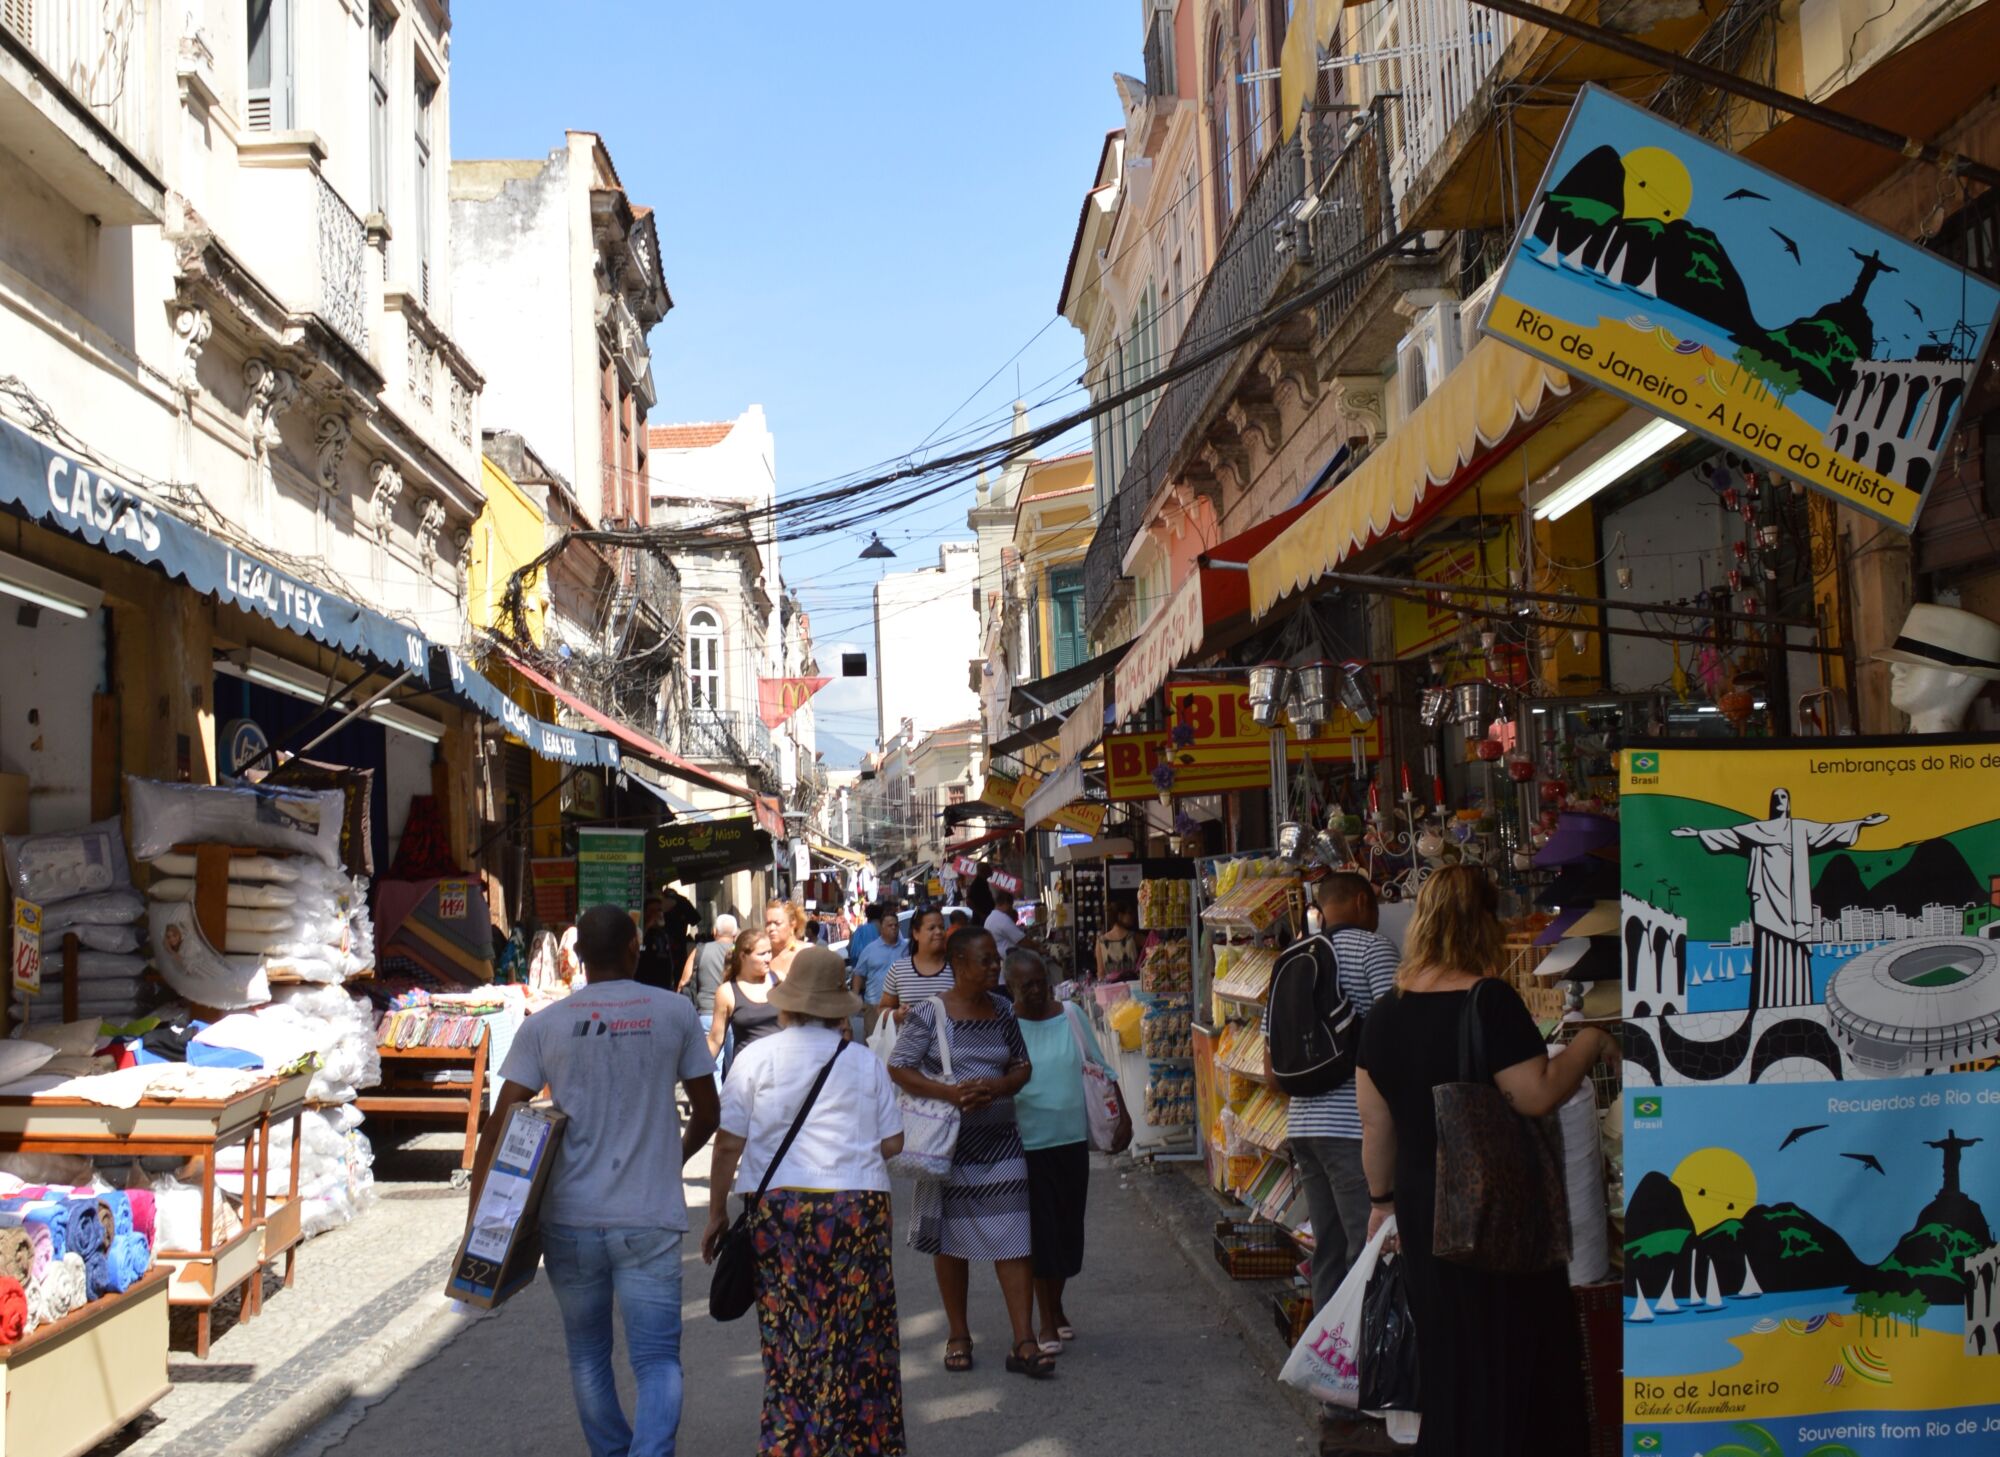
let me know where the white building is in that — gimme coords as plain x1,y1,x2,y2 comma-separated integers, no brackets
874,543,981,745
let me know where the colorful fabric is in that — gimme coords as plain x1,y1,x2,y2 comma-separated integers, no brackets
0,1275,24,1343
103,1233,150,1293
750,1189,904,1456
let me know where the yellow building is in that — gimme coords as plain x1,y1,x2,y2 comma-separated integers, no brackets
1012,451,1097,678
468,454,551,646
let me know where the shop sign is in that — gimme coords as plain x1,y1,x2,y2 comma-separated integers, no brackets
11,898,41,996
1009,768,1107,837
1485,86,2000,534
1102,680,1382,801
979,772,1019,810
1390,529,1516,658
1107,863,1142,890
643,815,771,881
221,718,270,777
529,857,577,924
561,769,605,819
1619,738,2000,1455
1114,573,1206,725
576,828,647,918
949,856,1021,896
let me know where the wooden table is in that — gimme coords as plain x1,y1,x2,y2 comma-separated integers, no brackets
0,1075,289,1358
358,1027,489,1175
253,1072,309,1304
0,1267,171,1457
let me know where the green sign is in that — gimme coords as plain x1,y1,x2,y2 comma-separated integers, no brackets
576,828,647,918
644,816,771,883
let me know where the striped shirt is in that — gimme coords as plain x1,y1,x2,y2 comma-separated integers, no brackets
882,950,956,1006
1262,926,1399,1140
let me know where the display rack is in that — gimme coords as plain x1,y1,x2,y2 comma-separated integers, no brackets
0,1267,172,1457
357,1029,489,1175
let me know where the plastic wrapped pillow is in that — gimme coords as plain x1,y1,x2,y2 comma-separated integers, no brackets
146,878,300,909
147,852,302,883
149,901,269,1010
2,820,131,904
40,889,145,933
127,778,343,867
40,923,142,955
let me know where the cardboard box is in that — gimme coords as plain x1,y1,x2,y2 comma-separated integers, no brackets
446,1103,567,1309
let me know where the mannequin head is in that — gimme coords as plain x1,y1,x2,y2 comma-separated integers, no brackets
1876,604,2000,734
1889,660,1986,733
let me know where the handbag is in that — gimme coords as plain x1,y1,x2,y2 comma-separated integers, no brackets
887,998,960,1180
1431,979,1570,1273
709,1042,846,1322
1063,1003,1131,1154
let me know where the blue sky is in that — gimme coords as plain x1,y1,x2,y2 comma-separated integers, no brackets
453,3,1132,765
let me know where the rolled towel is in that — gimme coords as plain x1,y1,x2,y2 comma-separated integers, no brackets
0,1218,53,1282
103,1232,150,1293
98,1189,133,1238
9,1204,65,1259
26,1253,84,1329
81,1246,110,1301
123,1189,155,1245
92,1198,114,1248
59,1200,103,1260
0,1275,24,1343
0,1228,29,1286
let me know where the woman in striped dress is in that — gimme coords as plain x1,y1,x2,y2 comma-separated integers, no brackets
888,927,1053,1379
876,907,952,1023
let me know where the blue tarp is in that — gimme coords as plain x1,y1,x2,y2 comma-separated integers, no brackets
0,415,621,769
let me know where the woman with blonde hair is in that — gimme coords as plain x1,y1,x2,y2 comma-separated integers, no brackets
764,899,807,979
1354,866,1614,1456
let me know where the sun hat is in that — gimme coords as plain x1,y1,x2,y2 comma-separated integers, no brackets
1533,906,1589,947
1533,811,1620,868
768,946,862,1020
1560,899,1621,941
1873,603,2000,680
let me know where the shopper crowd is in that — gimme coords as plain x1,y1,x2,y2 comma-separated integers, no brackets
472,869,1606,1457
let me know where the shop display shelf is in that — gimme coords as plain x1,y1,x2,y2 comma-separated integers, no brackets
0,1268,171,1457
1272,1287,1313,1347
1211,1219,1299,1281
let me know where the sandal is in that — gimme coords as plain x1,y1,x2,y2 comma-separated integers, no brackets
1055,1323,1076,1342
943,1338,974,1373
1037,1338,1064,1357
1006,1339,1057,1379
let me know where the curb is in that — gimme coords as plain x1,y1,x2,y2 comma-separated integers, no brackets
1118,1156,1322,1429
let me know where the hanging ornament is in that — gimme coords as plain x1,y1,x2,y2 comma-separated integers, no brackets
1789,479,1805,497
1728,567,1743,591
1721,485,1740,511
1740,501,1756,525
1479,628,1497,653
1570,628,1588,655
1733,539,1748,561
1757,523,1780,550
1742,593,1761,615
1616,565,1633,590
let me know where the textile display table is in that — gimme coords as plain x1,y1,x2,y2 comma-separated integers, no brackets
357,1028,489,1175
0,1267,171,1457
253,1071,310,1303
0,1076,287,1358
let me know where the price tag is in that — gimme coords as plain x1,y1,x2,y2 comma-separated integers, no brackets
438,880,469,920
11,899,42,997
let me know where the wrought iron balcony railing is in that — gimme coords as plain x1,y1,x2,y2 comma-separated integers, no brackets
1306,97,1401,348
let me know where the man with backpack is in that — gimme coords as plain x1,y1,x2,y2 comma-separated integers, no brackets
1262,872,1398,1315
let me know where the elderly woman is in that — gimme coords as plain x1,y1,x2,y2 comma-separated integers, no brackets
703,947,907,1454
1003,947,1125,1357
1356,866,1616,1456
888,928,1052,1379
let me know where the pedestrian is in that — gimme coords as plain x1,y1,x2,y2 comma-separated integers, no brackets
1094,901,1139,981
710,927,781,1074
1262,872,1398,1316
845,899,883,969
1356,866,1615,1457
850,904,903,1037
638,896,676,990
983,886,1027,955
887,927,1053,1379
472,905,719,1457
678,913,739,1060
701,947,908,1455
764,899,806,979
876,907,951,1023
966,870,994,927
1002,947,1125,1358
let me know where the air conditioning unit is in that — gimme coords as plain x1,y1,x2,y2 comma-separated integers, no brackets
1459,272,1504,358
1395,302,1463,418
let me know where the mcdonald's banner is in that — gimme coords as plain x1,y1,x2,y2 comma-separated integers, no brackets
1103,680,1381,802
757,675,831,729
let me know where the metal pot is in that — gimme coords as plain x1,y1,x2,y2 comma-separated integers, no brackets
1276,820,1306,859
1418,686,1451,727
1288,660,1335,735
1454,681,1494,741
1336,661,1378,723
1248,661,1291,728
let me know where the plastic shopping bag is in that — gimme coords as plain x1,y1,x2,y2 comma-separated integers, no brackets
1280,1214,1396,1409
866,1014,900,1065
1358,1249,1420,1412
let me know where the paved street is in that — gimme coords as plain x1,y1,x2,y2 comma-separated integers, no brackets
283,1148,1313,1456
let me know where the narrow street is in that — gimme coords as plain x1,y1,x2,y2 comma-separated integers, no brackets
283,1148,1313,1456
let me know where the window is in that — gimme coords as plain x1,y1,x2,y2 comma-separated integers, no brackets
1238,0,1265,171
1048,566,1087,674
687,609,722,709
413,72,437,305
369,8,392,214
246,0,293,131
1208,20,1235,236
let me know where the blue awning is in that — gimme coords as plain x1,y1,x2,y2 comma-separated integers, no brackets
0,415,621,769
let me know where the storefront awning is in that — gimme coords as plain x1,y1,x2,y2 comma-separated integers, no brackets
1248,338,1572,619
1054,678,1108,768
1021,761,1087,831
432,647,622,768
1007,639,1134,717
623,765,702,818
809,835,870,869
497,649,775,825
945,824,1017,856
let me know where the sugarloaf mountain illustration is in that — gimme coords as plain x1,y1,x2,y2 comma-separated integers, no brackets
1624,1128,2000,1344
1621,786,2000,1086
1498,91,1999,513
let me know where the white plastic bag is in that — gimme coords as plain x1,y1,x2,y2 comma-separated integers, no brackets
866,1014,899,1064
1282,1214,1398,1409
127,777,344,866
887,1000,960,1180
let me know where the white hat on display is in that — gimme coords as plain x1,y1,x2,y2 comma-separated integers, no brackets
1873,603,2000,680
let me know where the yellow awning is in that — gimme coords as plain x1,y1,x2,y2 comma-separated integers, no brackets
1248,338,1572,619
808,836,870,868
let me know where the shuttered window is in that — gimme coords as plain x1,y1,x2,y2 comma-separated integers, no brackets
414,73,436,305
246,0,293,132
1048,566,1087,674
2,0,32,47
369,7,392,214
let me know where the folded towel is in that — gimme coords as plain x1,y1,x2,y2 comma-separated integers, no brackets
81,1246,111,1301
98,1189,132,1238
123,1189,155,1245
26,1252,84,1330
0,1217,53,1282
0,1275,24,1343
0,1228,29,1287
92,1198,114,1247
60,1200,103,1260
5,1204,64,1260
103,1232,150,1293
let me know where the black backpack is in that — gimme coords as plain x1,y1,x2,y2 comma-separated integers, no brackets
1266,932,1361,1097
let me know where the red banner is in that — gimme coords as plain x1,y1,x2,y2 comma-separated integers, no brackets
757,675,831,729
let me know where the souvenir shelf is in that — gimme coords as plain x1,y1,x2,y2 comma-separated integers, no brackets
1129,871,1197,1152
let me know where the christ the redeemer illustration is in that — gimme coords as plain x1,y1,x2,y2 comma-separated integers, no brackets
1673,790,1887,1009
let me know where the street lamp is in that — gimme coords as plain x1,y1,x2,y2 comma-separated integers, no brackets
859,534,896,560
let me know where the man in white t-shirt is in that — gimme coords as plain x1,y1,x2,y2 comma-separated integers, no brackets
984,886,1027,956
472,905,719,1457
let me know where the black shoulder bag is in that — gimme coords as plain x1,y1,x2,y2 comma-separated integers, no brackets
709,1043,846,1322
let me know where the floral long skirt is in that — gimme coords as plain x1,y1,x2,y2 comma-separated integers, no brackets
750,1189,905,1456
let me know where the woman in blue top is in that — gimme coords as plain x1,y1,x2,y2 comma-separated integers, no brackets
1002,947,1127,1358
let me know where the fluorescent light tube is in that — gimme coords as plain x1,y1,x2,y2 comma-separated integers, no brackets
0,549,100,619
368,705,444,743
1532,417,1689,521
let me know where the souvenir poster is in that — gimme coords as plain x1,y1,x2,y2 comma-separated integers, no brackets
1620,739,2000,1455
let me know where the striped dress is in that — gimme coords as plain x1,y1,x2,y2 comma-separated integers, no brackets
889,995,1032,1261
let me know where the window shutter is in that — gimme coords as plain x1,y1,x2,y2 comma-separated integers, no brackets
246,0,293,131
2,0,33,48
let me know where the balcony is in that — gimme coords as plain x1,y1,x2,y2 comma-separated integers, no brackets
682,709,778,779
1083,133,1307,633
0,0,162,222
1143,6,1176,99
